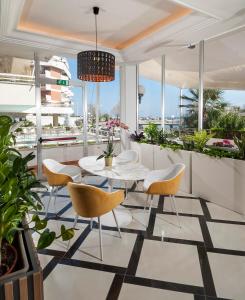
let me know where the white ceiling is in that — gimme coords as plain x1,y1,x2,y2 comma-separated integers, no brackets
19,0,179,47
0,0,245,89
140,28,245,89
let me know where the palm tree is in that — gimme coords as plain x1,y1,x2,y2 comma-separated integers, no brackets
181,89,228,129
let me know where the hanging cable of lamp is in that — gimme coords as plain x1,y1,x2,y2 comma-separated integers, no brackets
77,7,115,82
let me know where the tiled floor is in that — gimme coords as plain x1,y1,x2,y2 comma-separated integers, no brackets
36,176,245,300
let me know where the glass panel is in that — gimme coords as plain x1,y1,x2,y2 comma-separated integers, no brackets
87,69,121,144
138,58,161,131
39,56,83,150
166,45,199,133
204,31,245,138
0,56,36,149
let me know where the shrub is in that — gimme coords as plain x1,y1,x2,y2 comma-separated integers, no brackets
181,135,195,151
192,130,213,152
130,131,145,142
143,123,159,144
211,112,245,138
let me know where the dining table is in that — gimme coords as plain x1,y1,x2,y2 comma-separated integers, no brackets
78,155,149,226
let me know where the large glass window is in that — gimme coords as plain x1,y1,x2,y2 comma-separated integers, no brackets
87,69,121,143
0,56,36,148
204,31,245,136
138,59,161,131
166,45,199,133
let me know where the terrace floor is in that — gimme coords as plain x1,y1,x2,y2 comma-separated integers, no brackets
31,176,245,300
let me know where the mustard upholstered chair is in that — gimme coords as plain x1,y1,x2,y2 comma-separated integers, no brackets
67,182,124,261
43,159,82,216
144,163,185,227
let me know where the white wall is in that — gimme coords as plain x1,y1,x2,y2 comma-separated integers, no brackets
0,83,35,108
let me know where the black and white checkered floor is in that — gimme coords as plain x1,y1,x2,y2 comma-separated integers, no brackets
32,176,245,300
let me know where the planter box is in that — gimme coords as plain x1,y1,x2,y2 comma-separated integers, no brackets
1,232,29,282
192,153,245,214
0,224,43,300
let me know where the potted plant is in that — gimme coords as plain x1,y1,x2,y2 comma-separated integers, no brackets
130,131,145,142
97,119,128,167
0,115,75,279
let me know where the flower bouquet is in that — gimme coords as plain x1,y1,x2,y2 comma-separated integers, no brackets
97,119,128,167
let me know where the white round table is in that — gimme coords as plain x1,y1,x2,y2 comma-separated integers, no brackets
78,156,149,226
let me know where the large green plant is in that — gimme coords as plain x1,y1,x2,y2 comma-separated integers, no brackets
144,123,159,144
0,116,75,266
192,130,213,152
181,88,227,129
211,112,245,138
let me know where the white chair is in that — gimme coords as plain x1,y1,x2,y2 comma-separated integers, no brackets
143,163,185,227
117,150,139,164
117,150,139,195
43,159,82,216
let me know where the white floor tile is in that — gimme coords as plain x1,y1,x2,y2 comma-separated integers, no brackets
41,193,70,214
119,283,194,300
154,214,203,242
136,240,203,287
208,252,245,300
62,206,149,231
38,254,53,269
72,230,136,266
44,264,114,300
207,222,245,251
164,197,203,215
207,202,245,222
123,192,159,208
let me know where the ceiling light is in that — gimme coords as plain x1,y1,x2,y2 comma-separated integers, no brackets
77,7,115,82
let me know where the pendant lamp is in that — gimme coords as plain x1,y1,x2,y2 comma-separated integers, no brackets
77,7,115,82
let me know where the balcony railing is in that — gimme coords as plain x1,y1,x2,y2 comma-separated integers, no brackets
0,73,34,85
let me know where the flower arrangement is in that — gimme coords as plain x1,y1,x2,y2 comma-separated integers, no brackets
97,119,128,166
212,139,234,148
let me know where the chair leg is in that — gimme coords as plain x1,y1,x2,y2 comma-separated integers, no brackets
124,181,128,199
90,218,93,230
169,195,175,212
98,217,103,261
46,186,53,217
53,187,58,214
148,195,154,214
172,195,181,228
144,194,150,211
73,214,79,229
112,209,122,238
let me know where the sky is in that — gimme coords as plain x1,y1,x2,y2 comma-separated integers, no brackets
68,58,245,118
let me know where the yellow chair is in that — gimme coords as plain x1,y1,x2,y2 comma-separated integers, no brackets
144,163,185,227
67,182,124,261
43,159,82,216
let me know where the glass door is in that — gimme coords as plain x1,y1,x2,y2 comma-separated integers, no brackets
35,56,86,178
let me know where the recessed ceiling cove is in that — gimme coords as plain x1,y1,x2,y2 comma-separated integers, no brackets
18,0,192,50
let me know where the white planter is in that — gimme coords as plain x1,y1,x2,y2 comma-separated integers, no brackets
192,153,245,214
153,146,191,194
